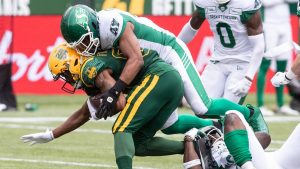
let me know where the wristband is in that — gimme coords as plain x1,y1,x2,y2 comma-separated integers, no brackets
111,79,127,96
285,70,296,81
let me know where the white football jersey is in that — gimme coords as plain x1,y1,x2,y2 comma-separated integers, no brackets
193,0,262,62
261,0,296,24
96,8,183,63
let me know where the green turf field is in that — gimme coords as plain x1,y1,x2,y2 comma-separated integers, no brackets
0,94,299,169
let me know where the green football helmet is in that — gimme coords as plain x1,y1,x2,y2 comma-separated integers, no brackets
61,4,100,57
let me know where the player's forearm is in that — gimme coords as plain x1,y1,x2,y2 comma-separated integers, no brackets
178,20,198,44
119,23,144,85
119,56,143,85
246,34,264,80
52,104,90,139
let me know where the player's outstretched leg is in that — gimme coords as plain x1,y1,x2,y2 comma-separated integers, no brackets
205,98,269,133
161,114,220,135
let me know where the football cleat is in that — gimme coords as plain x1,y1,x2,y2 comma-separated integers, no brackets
247,104,269,133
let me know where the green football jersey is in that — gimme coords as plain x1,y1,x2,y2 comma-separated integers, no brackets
80,48,175,96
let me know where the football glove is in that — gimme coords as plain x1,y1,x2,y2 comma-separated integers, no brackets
20,129,54,145
96,79,127,120
229,78,252,97
271,72,293,87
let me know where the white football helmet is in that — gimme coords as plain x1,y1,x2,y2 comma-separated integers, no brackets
215,0,230,4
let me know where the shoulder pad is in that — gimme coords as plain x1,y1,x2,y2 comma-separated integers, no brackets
97,9,125,50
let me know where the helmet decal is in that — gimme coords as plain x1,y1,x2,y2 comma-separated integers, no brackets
56,48,68,60
75,8,90,31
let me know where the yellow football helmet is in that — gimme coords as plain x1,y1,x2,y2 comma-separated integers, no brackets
48,43,87,93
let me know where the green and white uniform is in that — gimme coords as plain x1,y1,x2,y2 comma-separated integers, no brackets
81,48,184,136
194,0,262,103
96,9,264,132
257,0,296,111
97,9,210,115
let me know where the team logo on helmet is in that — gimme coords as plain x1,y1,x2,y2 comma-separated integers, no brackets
55,48,68,60
75,8,89,31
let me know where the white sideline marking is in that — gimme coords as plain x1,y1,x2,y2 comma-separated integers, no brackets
0,116,300,123
0,123,112,134
0,117,116,123
0,157,156,169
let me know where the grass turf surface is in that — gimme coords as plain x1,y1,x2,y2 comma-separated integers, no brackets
0,94,299,169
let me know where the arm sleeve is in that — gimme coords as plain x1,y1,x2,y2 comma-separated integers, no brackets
177,19,198,44
245,33,264,80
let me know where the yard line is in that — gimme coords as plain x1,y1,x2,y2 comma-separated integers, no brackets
0,123,285,146
0,123,112,134
0,157,156,169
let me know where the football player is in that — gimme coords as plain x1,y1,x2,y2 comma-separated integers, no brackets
60,4,268,136
21,43,224,169
185,110,300,169
178,0,264,104
270,2,300,87
257,0,299,116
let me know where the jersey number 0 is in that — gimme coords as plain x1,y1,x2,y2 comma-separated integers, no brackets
216,22,236,48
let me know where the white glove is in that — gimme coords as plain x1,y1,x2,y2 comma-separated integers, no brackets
229,78,252,97
21,129,54,145
184,128,199,140
271,72,292,87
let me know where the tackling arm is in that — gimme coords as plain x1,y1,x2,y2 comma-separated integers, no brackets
178,11,206,44
119,22,144,85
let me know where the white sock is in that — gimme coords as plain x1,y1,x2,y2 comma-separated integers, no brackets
241,161,256,169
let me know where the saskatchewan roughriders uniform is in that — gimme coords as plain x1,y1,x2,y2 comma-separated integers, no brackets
96,9,211,115
194,0,262,103
96,8,261,120
80,48,184,136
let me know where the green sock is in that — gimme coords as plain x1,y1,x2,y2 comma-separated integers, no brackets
224,130,252,166
206,99,251,120
114,132,134,169
257,58,271,107
161,114,213,134
276,60,287,107
135,137,184,156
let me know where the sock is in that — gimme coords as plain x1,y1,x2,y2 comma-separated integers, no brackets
114,132,134,169
224,130,252,167
161,114,213,134
256,58,271,107
276,60,287,107
135,137,184,156
238,95,247,105
206,99,251,120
